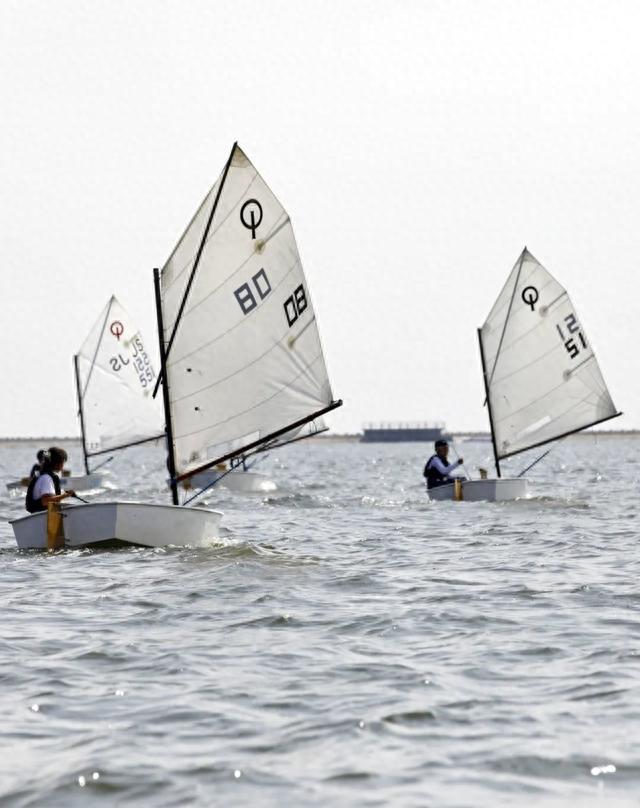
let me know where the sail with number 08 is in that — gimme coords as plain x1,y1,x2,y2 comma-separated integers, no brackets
156,143,342,484
479,247,620,461
75,295,164,466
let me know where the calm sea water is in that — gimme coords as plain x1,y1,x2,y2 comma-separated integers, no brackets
0,435,638,807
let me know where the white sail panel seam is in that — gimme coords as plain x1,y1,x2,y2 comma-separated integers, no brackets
492,346,594,388
168,252,301,368
484,264,556,344
176,212,292,326
171,316,319,404
542,290,568,313
497,390,611,451
174,351,325,440
493,359,604,425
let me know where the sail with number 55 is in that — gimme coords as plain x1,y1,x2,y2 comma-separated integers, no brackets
479,247,620,461
75,295,164,465
156,143,342,484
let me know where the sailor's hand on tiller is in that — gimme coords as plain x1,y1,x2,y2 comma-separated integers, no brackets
65,489,76,498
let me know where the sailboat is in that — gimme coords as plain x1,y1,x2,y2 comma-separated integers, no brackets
5,296,164,494
11,142,341,548
428,247,621,502
72,294,165,488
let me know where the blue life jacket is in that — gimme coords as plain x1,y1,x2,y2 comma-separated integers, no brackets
423,454,452,489
26,471,61,513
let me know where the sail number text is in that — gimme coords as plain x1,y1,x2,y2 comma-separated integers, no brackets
234,270,309,330
234,269,272,314
284,284,307,326
556,314,587,360
109,335,155,389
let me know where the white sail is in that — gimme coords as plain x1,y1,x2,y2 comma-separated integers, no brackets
480,248,618,459
159,144,338,477
76,296,164,454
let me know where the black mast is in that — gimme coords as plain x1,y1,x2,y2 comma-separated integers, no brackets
154,267,179,505
73,354,91,475
152,140,238,399
477,328,501,478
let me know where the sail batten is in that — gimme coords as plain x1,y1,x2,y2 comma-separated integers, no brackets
497,412,622,461
480,248,618,460
159,144,340,478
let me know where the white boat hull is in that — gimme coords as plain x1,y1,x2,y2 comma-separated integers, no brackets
427,478,528,502
187,470,277,494
10,501,224,550
6,473,108,493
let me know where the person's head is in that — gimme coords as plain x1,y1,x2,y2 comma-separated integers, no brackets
435,439,449,459
42,447,68,473
36,449,45,463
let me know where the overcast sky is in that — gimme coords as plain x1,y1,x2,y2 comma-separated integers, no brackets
1,0,638,437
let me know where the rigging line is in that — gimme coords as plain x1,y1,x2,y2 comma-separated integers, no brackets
180,455,268,506
517,447,553,478
90,454,115,473
166,242,300,367
81,296,116,399
487,249,526,388
162,171,261,297
449,441,472,481
171,312,319,405
173,351,326,442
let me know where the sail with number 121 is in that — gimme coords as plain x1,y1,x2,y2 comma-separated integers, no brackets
479,247,620,466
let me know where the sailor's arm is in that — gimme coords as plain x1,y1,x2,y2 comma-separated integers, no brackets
41,490,75,506
430,456,462,476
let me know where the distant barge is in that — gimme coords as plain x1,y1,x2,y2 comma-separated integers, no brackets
361,422,452,443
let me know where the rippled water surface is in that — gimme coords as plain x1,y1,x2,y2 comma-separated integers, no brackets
1,435,639,807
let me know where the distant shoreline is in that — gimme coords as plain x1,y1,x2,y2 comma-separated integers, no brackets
2,430,638,444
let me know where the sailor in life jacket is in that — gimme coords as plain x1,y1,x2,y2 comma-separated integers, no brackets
25,447,76,513
423,439,464,489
